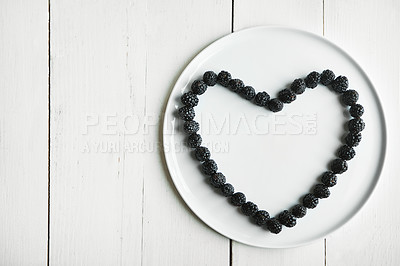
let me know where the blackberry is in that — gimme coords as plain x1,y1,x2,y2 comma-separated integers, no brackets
290,78,306,94
240,86,256,100
253,210,270,226
305,71,321,88
313,184,330,199
202,159,218,175
278,210,296,227
266,218,282,234
210,172,226,188
241,201,258,216
321,171,337,187
191,80,208,95
303,193,319,209
291,204,307,218
341,90,359,106
254,91,270,106
217,71,232,87
350,104,364,118
194,146,210,161
203,71,218,86
231,192,246,206
320,69,336,86
348,118,365,133
221,183,234,197
331,76,349,93
331,158,348,174
337,145,356,161
188,133,202,148
268,98,284,112
181,91,199,107
345,132,362,147
229,79,245,93
278,89,296,103
183,120,199,134
178,106,195,121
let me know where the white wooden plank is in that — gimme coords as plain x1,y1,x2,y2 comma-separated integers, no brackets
324,1,400,265
141,0,233,265
234,0,323,34
50,0,231,265
232,241,325,266
49,1,146,264
232,1,325,265
0,0,49,264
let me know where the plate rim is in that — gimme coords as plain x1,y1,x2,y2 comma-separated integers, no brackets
161,25,387,248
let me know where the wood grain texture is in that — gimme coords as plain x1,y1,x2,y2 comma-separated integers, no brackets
324,1,400,265
234,0,323,34
232,241,325,266
0,0,49,264
50,0,231,265
50,0,146,264
232,1,325,265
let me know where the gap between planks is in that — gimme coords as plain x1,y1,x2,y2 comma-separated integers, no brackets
229,1,234,265
46,0,51,265
322,1,327,265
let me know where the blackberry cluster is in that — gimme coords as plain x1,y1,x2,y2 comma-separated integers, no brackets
240,86,256,100
313,184,330,199
254,91,270,106
303,193,319,209
181,91,199,107
194,146,210,161
345,132,362,147
266,218,282,234
320,69,335,85
348,118,365,133
290,78,306,94
268,98,284,112
188,133,202,148
291,204,307,218
203,71,218,86
178,106,195,121
331,76,349,93
241,202,258,216
321,171,337,187
253,210,270,226
305,71,321,88
231,192,246,206
191,80,207,95
229,79,245,93
202,159,218,175
337,145,356,161
221,183,234,196
188,133,203,148
210,172,226,188
175,69,366,235
350,104,364,118
183,120,199,134
217,71,232,87
341,90,359,106
278,89,296,103
278,210,297,227
331,158,348,174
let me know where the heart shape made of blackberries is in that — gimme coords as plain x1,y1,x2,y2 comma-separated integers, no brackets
177,69,365,234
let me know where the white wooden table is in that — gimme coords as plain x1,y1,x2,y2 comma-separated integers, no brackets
1,0,399,265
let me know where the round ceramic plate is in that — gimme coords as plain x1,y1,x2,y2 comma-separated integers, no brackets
162,26,386,248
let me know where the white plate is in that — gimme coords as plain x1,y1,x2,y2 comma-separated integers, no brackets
162,26,386,248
